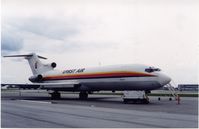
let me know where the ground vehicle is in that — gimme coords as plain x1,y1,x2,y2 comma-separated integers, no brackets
123,91,149,104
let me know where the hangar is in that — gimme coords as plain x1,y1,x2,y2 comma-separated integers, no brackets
178,84,198,91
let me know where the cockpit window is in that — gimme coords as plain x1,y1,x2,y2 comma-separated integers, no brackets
145,67,161,73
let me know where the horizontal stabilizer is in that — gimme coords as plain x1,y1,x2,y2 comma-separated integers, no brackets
3,53,47,59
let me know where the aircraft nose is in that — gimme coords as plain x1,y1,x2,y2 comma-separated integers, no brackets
158,73,171,86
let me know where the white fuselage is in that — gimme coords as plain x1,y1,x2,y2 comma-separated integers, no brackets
40,64,171,91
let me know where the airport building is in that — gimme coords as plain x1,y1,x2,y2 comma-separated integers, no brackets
178,84,198,91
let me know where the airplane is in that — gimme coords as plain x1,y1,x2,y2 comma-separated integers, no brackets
2,53,171,101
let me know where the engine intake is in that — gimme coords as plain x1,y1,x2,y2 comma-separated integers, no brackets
29,74,43,82
51,62,56,68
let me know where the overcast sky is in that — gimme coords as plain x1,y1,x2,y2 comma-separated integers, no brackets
1,0,199,85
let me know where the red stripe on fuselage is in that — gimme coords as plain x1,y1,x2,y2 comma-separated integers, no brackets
43,71,155,81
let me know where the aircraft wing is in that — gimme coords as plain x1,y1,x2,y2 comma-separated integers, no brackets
1,83,40,89
1,81,80,89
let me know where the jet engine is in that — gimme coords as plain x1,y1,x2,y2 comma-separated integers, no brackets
29,74,43,82
51,62,56,68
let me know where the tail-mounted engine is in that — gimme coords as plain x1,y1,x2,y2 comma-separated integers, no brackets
29,74,43,82
51,62,56,68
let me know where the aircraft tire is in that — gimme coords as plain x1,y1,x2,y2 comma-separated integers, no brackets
50,91,61,100
79,92,88,100
143,99,149,104
123,99,128,104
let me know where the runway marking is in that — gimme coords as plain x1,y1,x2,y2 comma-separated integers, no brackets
18,100,51,104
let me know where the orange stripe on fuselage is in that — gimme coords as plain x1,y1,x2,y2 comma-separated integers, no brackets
43,71,155,81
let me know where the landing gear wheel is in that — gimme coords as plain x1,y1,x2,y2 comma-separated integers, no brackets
143,99,149,104
169,97,172,101
50,91,61,100
79,91,88,100
123,99,128,104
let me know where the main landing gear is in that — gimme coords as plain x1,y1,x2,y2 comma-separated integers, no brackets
49,91,88,100
79,91,88,100
49,91,61,100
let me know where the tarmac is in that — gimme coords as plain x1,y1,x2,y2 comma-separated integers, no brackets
1,90,198,128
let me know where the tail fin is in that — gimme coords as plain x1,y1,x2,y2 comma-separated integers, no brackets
3,53,55,75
